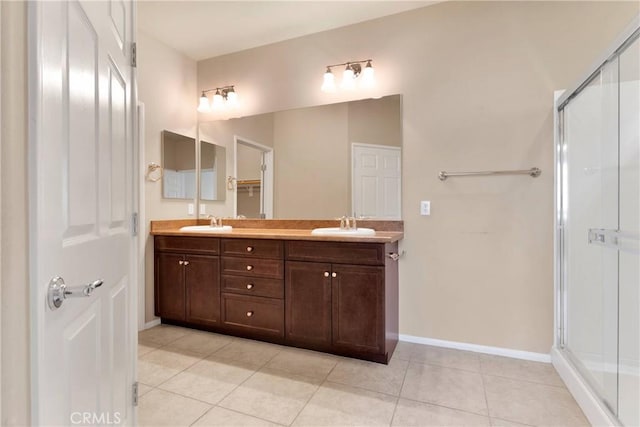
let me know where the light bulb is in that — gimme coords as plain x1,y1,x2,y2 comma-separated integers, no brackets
361,61,375,89
212,90,224,109
226,88,238,106
197,92,210,112
341,65,356,90
321,68,336,92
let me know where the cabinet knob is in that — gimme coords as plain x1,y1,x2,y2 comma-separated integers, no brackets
184,261,189,266
178,260,184,265
246,283,254,290
331,272,337,278
246,311,254,317
246,246,254,252
323,272,330,277
246,265,253,271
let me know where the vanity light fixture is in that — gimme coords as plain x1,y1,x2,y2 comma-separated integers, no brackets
197,85,238,112
321,59,374,92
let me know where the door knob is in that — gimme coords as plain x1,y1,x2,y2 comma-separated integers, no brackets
331,272,337,278
246,265,253,271
47,276,104,311
246,283,254,290
324,271,330,277
246,311,254,317
246,246,254,252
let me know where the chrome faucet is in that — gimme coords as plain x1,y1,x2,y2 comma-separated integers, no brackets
208,215,219,227
339,215,357,230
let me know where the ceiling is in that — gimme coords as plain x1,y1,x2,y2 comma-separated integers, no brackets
138,1,436,61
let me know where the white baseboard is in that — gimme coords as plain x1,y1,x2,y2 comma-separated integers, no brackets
551,347,620,426
141,319,161,331
399,334,551,363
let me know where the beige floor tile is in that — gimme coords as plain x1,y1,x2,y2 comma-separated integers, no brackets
165,330,234,357
392,341,416,361
138,383,154,397
138,389,211,427
411,345,481,372
211,338,282,369
480,354,564,386
192,407,282,427
219,367,321,425
293,381,397,426
138,324,190,345
401,362,488,415
483,375,589,426
490,417,532,426
159,356,255,404
138,347,203,387
265,348,338,381
138,339,162,357
327,357,409,396
392,398,491,426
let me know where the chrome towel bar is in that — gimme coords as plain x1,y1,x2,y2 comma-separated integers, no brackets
438,167,541,181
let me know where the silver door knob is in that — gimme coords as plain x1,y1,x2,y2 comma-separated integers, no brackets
47,276,104,311
246,265,253,271
324,272,330,277
246,246,254,252
246,311,254,317
331,272,337,278
246,283,254,290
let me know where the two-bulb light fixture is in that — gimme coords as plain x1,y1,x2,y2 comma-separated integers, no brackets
321,59,375,93
197,85,238,113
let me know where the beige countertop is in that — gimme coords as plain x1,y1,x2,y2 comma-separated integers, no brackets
150,219,403,243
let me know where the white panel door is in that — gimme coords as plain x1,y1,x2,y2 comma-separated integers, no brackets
29,1,136,425
352,144,401,219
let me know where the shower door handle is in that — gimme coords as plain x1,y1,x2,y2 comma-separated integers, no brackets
588,228,639,254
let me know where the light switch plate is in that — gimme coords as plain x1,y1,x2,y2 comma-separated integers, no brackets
199,204,206,215
420,200,431,216
188,203,195,215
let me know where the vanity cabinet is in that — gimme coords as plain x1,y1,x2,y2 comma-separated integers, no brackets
285,240,398,363
154,236,221,326
154,233,399,363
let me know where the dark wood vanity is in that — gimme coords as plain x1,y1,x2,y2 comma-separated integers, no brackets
153,221,402,363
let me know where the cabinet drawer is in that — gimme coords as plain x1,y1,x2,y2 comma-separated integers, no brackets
222,275,284,299
155,236,220,255
286,241,384,266
222,293,284,337
222,256,284,279
221,239,283,259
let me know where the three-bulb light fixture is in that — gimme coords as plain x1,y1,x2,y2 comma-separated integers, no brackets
321,59,375,92
197,85,238,112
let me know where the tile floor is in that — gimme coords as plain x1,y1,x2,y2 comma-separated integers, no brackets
138,325,589,427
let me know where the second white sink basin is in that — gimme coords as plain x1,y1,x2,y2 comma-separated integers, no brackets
180,225,233,233
310,227,375,236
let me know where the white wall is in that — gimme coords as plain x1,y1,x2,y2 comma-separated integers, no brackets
198,1,639,354
138,31,198,325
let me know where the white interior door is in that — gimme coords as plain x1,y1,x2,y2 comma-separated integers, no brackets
29,1,136,425
352,143,401,219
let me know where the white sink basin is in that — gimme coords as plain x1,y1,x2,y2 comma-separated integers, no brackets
310,227,375,236
180,225,233,233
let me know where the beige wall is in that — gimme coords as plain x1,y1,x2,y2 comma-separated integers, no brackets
139,31,198,324
198,1,639,353
348,95,402,147
1,2,30,425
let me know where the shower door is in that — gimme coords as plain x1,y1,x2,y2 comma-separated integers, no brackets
558,31,639,426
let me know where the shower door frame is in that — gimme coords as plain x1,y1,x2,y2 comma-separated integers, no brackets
553,16,640,427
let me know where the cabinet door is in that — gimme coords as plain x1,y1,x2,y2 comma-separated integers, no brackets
156,253,186,321
332,264,385,354
185,255,220,326
285,261,332,346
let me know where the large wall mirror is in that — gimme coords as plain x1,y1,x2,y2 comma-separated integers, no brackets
162,130,196,199
198,94,402,219
200,141,226,201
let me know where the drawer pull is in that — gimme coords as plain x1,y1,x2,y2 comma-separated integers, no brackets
246,283,254,290
184,261,190,266
246,310,254,317
331,272,337,278
246,246,254,252
324,271,330,277
178,260,184,265
246,265,253,271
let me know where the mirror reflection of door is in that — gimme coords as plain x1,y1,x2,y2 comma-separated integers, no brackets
235,136,273,218
162,130,196,199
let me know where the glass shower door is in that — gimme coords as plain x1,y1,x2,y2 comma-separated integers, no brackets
562,57,619,412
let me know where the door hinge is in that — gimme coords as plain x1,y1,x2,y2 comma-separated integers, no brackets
132,382,139,406
260,164,266,172
131,42,137,68
131,212,138,236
